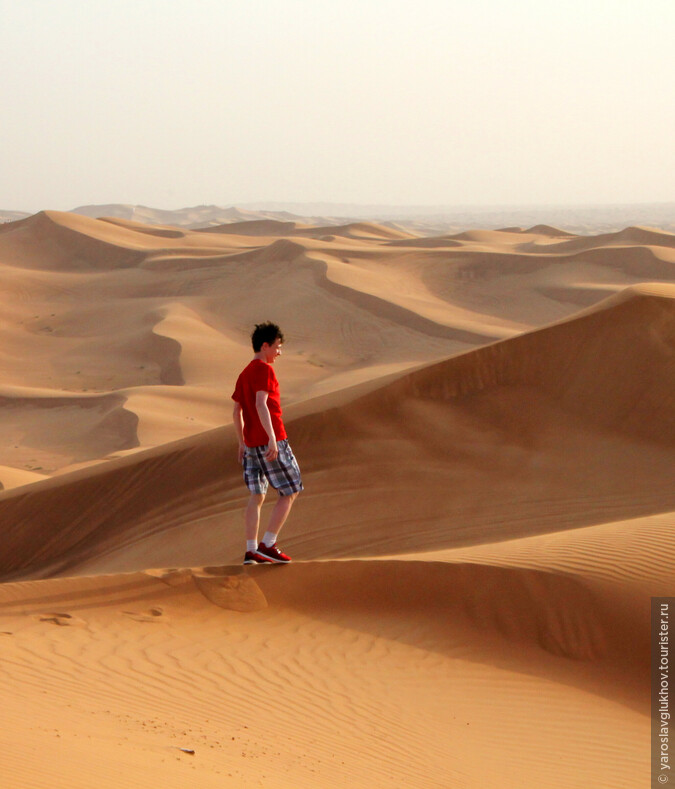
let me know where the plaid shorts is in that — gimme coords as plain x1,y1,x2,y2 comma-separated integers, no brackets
242,439,303,497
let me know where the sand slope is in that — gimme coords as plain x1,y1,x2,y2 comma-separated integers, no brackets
0,282,673,578
0,213,674,787
0,545,652,789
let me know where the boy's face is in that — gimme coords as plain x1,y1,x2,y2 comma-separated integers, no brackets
261,338,283,363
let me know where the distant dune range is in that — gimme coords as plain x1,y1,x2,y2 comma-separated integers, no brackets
4,201,675,235
0,208,674,788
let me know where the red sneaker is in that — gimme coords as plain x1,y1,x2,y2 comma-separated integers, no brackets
255,542,292,563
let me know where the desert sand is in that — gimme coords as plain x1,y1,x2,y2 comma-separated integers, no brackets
0,209,674,787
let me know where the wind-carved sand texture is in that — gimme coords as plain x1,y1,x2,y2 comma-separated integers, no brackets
0,209,674,787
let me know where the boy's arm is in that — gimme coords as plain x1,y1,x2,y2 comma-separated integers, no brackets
233,402,245,462
255,390,278,461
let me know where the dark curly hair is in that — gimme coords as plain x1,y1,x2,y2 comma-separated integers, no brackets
251,322,284,352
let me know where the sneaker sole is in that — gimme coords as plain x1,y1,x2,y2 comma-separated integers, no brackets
244,556,276,565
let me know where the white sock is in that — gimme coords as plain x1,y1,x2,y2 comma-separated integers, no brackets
246,540,257,553
262,532,277,547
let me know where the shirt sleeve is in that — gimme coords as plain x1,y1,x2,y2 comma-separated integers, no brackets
252,363,274,393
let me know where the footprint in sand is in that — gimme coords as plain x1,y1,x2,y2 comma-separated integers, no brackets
38,612,87,627
192,572,268,613
122,607,167,623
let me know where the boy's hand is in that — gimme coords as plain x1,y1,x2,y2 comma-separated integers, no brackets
264,439,278,461
237,443,245,463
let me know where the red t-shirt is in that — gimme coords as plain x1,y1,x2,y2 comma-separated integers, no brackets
232,359,288,447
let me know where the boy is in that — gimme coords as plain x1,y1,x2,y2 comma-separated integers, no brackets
232,322,303,564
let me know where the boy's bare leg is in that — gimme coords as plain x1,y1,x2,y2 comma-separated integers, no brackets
264,492,298,542
245,493,265,542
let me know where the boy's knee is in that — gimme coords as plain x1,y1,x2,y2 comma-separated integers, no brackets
249,493,265,506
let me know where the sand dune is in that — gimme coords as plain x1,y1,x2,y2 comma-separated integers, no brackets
0,546,652,788
0,211,674,787
1,281,673,578
552,225,675,252
70,202,290,229
197,219,415,241
523,224,575,237
195,218,310,236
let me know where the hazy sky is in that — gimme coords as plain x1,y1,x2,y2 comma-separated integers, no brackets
2,0,673,211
